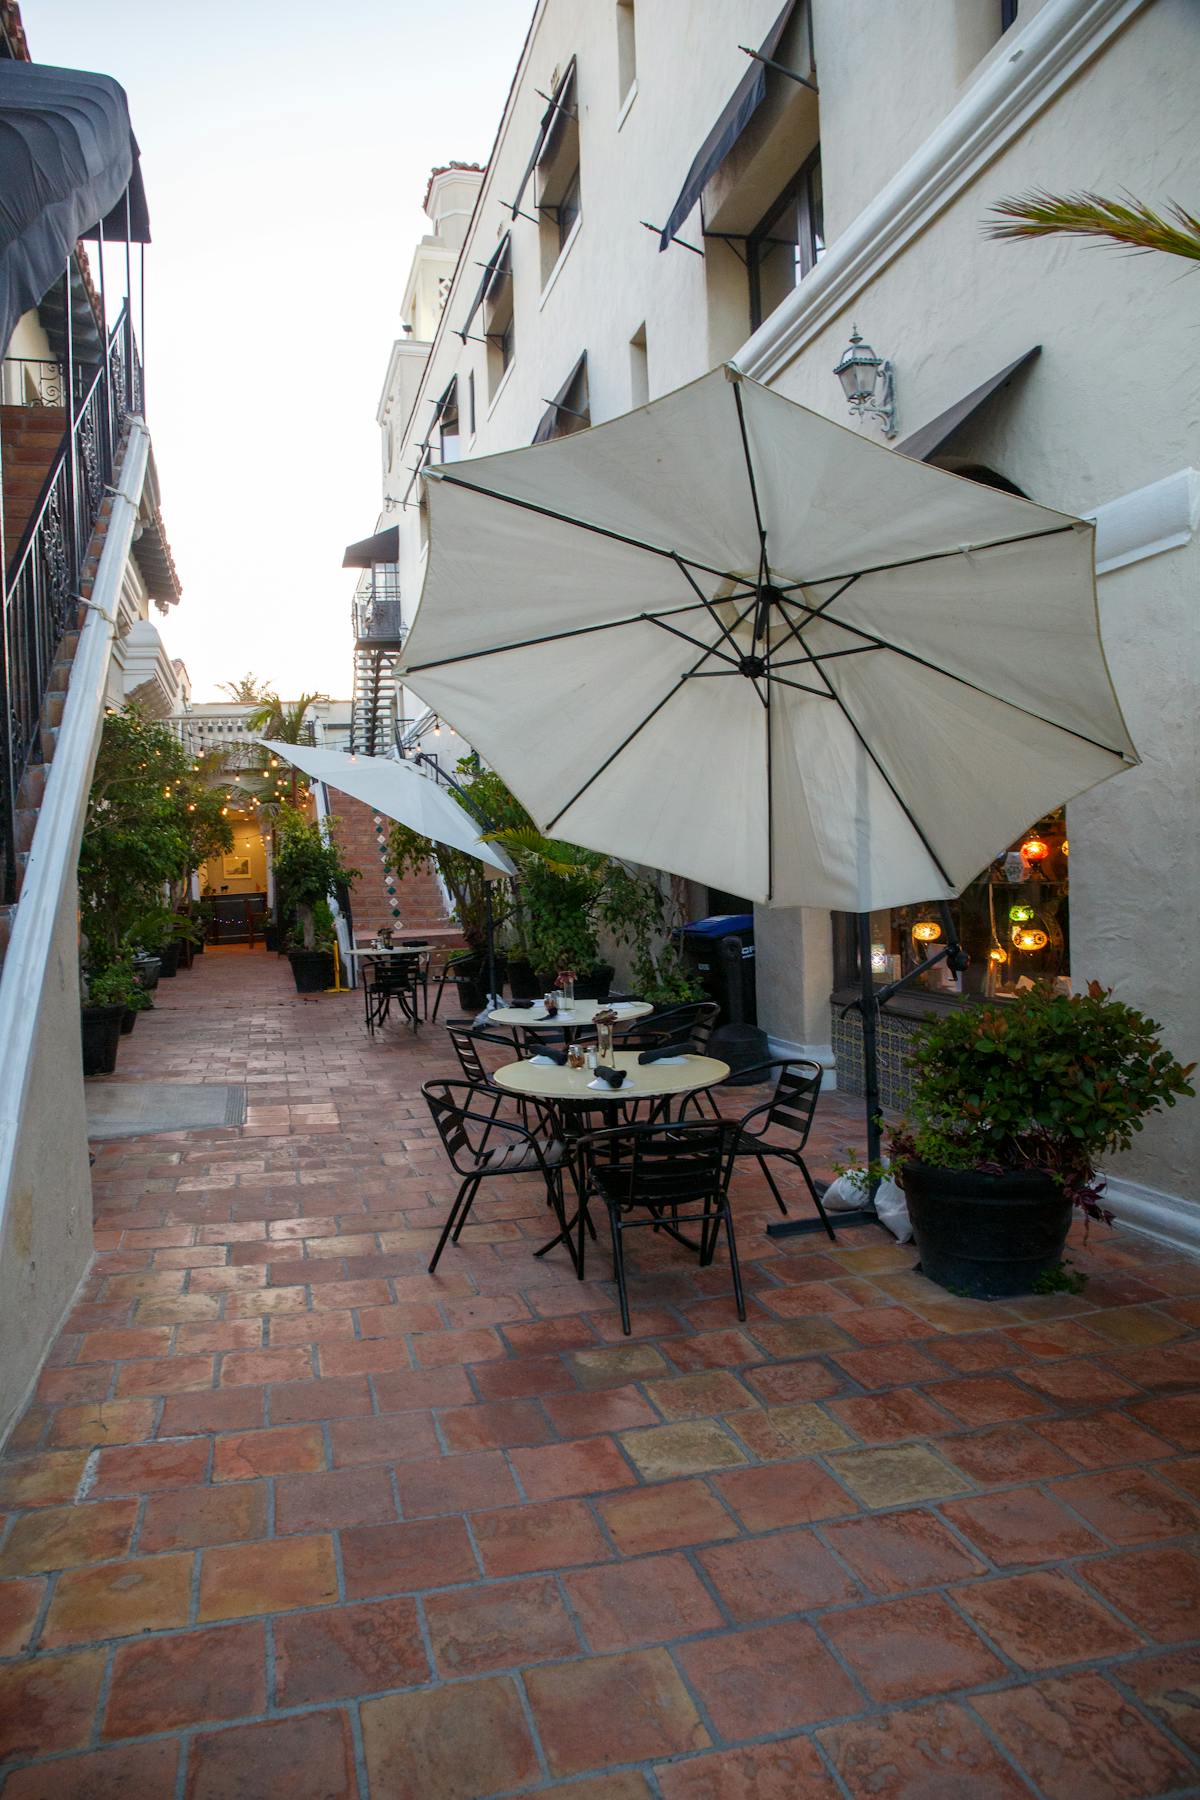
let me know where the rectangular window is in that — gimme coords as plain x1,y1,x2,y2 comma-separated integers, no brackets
629,324,648,407
747,149,823,332
1001,0,1019,29
483,242,515,398
616,0,636,104
536,353,590,442
537,61,582,284
437,381,460,462
832,810,1070,1000
467,369,476,437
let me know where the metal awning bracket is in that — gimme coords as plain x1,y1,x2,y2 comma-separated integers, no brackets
738,45,818,92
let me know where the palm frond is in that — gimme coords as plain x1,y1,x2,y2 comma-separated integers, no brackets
485,825,598,878
987,189,1200,263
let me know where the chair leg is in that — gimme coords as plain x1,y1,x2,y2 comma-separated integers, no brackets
796,1154,838,1242
429,1175,477,1272
756,1151,789,1217
722,1200,747,1321
450,1174,483,1245
609,1205,632,1336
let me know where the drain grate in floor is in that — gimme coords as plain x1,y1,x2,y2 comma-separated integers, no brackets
86,1083,247,1140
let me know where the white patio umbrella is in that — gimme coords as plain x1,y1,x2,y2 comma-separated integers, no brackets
399,364,1138,1193
261,742,515,996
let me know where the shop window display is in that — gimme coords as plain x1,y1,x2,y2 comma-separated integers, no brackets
857,810,1069,1000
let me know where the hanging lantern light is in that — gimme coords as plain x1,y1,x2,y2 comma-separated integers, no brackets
869,943,890,974
1009,902,1036,923
1061,838,1069,857
433,718,441,737
1012,925,1049,952
911,920,942,943
1021,835,1049,862
989,946,1009,964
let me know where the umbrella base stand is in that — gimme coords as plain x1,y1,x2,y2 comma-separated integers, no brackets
764,1177,878,1240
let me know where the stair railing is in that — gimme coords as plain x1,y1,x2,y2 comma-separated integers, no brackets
0,302,142,903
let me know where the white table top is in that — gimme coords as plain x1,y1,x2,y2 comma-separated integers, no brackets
345,944,429,962
489,999,652,1029
493,1049,730,1104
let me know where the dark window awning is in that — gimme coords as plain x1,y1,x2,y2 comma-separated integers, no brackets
509,56,577,222
658,0,797,250
533,351,589,444
895,347,1041,462
342,526,399,569
0,59,150,358
457,232,511,343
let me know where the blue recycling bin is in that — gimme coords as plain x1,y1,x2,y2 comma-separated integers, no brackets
679,914,757,1025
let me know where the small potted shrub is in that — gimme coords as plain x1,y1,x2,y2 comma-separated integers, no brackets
81,962,137,1074
273,807,358,994
261,910,280,953
893,981,1194,1298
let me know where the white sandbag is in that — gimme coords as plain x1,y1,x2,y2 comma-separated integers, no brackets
821,1167,913,1243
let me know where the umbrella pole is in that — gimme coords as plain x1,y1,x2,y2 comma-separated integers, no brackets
485,879,498,1008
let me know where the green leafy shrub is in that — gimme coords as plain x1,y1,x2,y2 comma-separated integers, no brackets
890,980,1194,1218
273,807,358,950
85,961,138,1007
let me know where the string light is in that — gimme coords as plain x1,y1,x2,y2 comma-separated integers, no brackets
433,718,441,737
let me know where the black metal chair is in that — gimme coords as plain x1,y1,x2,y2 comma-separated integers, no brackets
715,1058,835,1238
573,1119,743,1334
422,1079,573,1272
363,953,423,1035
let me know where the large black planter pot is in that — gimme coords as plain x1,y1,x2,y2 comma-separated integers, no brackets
192,936,205,955
263,926,280,953
902,1162,1073,1299
288,950,335,993
451,952,507,1015
133,955,161,992
158,940,180,978
176,936,194,970
81,1004,124,1076
507,957,540,1000
119,1009,138,1036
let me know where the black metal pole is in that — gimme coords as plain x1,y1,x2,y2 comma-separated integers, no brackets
859,910,883,1178
484,877,498,1007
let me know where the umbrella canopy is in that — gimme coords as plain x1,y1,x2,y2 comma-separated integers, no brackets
401,365,1136,911
260,743,516,879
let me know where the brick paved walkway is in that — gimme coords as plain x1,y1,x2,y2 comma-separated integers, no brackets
1,946,1199,1798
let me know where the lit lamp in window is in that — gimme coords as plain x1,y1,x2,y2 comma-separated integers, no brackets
1021,835,1049,862
1009,903,1036,923
870,942,890,974
1013,926,1049,952
833,327,897,438
988,946,1008,964
911,919,942,944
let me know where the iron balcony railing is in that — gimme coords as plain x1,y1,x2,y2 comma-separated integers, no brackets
1,301,143,903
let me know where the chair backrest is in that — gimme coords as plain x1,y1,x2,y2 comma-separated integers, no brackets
446,1025,491,1086
580,1119,734,1210
422,1079,486,1173
375,953,422,995
765,1060,822,1144
651,1001,721,1045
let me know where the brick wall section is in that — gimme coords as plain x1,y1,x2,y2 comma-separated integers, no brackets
329,793,461,941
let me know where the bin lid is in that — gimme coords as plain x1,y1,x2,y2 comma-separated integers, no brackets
682,913,754,938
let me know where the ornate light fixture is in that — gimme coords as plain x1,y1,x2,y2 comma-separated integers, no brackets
1021,835,1049,862
1013,926,1049,952
834,326,897,437
1009,902,1036,923
911,919,942,943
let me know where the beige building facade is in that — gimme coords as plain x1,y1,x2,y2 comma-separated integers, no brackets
372,0,1199,1245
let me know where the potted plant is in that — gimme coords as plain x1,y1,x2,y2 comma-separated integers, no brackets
261,909,279,953
273,806,359,994
121,976,154,1036
890,981,1194,1298
81,961,137,1074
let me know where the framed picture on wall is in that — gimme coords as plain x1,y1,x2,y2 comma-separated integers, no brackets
222,854,251,879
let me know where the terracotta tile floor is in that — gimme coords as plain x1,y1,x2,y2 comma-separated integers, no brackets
1,945,1199,1797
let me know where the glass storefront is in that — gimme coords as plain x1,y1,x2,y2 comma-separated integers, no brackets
859,809,1070,1000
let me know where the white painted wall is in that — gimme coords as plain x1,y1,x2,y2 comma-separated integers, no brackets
371,0,1199,1214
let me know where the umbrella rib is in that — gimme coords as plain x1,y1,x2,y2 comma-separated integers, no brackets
764,673,835,699
771,645,884,669
542,595,762,831
404,600,725,674
647,614,740,669
783,596,1131,762
428,467,749,586
790,637,957,891
671,554,754,663
730,378,769,574
543,678,689,832
770,521,1079,591
767,575,862,667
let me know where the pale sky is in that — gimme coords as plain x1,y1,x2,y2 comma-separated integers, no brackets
20,0,533,701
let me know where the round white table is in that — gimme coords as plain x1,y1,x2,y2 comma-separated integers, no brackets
489,998,652,1030
493,1049,729,1109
